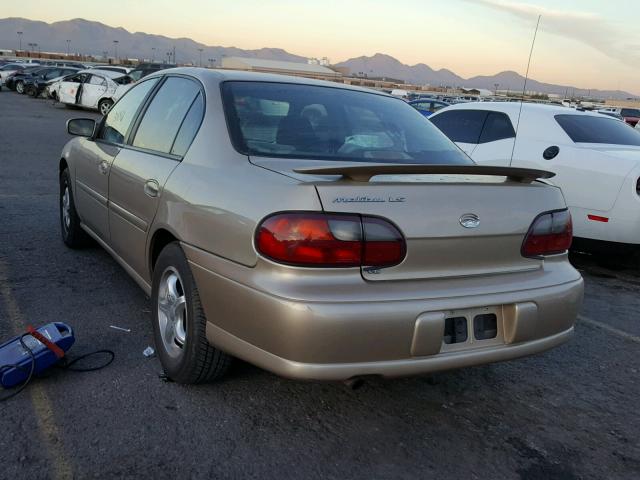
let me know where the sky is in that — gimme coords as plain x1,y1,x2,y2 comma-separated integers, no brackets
3,0,639,94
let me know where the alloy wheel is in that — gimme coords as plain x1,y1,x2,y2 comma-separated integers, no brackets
61,186,71,232
157,267,188,358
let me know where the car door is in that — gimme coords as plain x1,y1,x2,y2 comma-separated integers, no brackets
81,74,109,109
74,78,160,241
429,109,488,156
468,111,516,166
58,73,86,104
108,76,204,278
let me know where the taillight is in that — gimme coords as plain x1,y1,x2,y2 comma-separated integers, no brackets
256,212,406,268
521,209,572,258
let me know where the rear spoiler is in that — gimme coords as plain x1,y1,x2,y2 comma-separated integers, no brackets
293,164,555,183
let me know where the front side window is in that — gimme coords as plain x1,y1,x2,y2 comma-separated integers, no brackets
132,77,201,154
222,81,471,164
555,114,640,146
430,110,488,144
98,78,159,144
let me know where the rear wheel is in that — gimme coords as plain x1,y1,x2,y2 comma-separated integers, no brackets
15,81,25,94
60,169,91,248
152,242,232,383
25,85,37,97
98,98,113,116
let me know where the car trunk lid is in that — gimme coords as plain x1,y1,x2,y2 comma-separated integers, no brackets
251,158,564,281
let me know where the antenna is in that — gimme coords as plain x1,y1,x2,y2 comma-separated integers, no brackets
510,14,541,166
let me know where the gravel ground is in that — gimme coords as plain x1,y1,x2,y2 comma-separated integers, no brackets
0,91,639,480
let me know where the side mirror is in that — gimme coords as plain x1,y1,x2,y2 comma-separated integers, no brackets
67,118,96,137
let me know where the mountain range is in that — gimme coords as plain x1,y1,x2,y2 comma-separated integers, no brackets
335,54,633,99
0,17,634,99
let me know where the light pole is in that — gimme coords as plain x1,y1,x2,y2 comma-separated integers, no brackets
166,52,171,64
66,39,71,56
198,48,203,67
103,51,108,60
208,58,216,68
494,83,499,95
17,31,23,51
152,47,156,61
113,40,119,62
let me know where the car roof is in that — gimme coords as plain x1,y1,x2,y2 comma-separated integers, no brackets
144,67,393,97
78,69,125,79
438,101,605,118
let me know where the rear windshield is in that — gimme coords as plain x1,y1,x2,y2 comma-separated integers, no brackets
555,114,640,146
221,81,471,164
621,109,640,117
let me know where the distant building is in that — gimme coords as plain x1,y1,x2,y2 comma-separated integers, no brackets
221,56,341,78
308,57,330,66
461,87,493,97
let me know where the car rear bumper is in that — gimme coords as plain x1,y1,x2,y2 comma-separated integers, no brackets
184,244,584,381
205,322,574,380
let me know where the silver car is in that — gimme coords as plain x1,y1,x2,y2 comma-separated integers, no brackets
59,68,583,383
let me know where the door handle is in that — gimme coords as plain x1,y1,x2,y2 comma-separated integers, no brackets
144,180,160,198
98,160,109,175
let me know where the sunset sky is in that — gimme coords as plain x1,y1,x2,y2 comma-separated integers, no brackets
4,0,639,94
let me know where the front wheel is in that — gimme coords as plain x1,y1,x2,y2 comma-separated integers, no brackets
15,81,25,94
152,242,232,384
98,98,113,116
25,86,37,97
60,169,91,248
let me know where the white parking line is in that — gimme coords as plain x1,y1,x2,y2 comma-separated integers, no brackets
578,314,640,344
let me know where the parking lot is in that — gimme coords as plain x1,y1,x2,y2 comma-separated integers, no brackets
1,90,639,479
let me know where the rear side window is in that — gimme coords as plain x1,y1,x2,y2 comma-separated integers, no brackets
171,92,204,157
555,114,640,146
43,69,61,80
430,110,488,144
479,112,515,143
98,78,159,144
88,75,106,86
132,77,201,154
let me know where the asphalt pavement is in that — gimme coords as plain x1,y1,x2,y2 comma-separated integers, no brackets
0,91,639,480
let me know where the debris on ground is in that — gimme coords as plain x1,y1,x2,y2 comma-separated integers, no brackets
143,346,155,358
109,325,131,333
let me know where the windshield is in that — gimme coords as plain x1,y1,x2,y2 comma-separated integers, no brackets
221,81,471,164
555,114,640,146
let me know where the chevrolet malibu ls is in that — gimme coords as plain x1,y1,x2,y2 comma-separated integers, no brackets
59,68,583,383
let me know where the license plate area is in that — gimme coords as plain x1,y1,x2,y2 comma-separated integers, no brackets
439,306,504,353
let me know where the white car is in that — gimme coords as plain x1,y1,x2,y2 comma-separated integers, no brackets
56,69,133,115
430,102,640,251
88,65,132,75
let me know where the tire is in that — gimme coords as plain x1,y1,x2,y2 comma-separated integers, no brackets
15,81,24,94
152,242,232,383
60,169,91,248
26,86,37,97
98,98,114,116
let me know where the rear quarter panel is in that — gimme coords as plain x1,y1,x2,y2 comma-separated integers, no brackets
149,76,322,271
